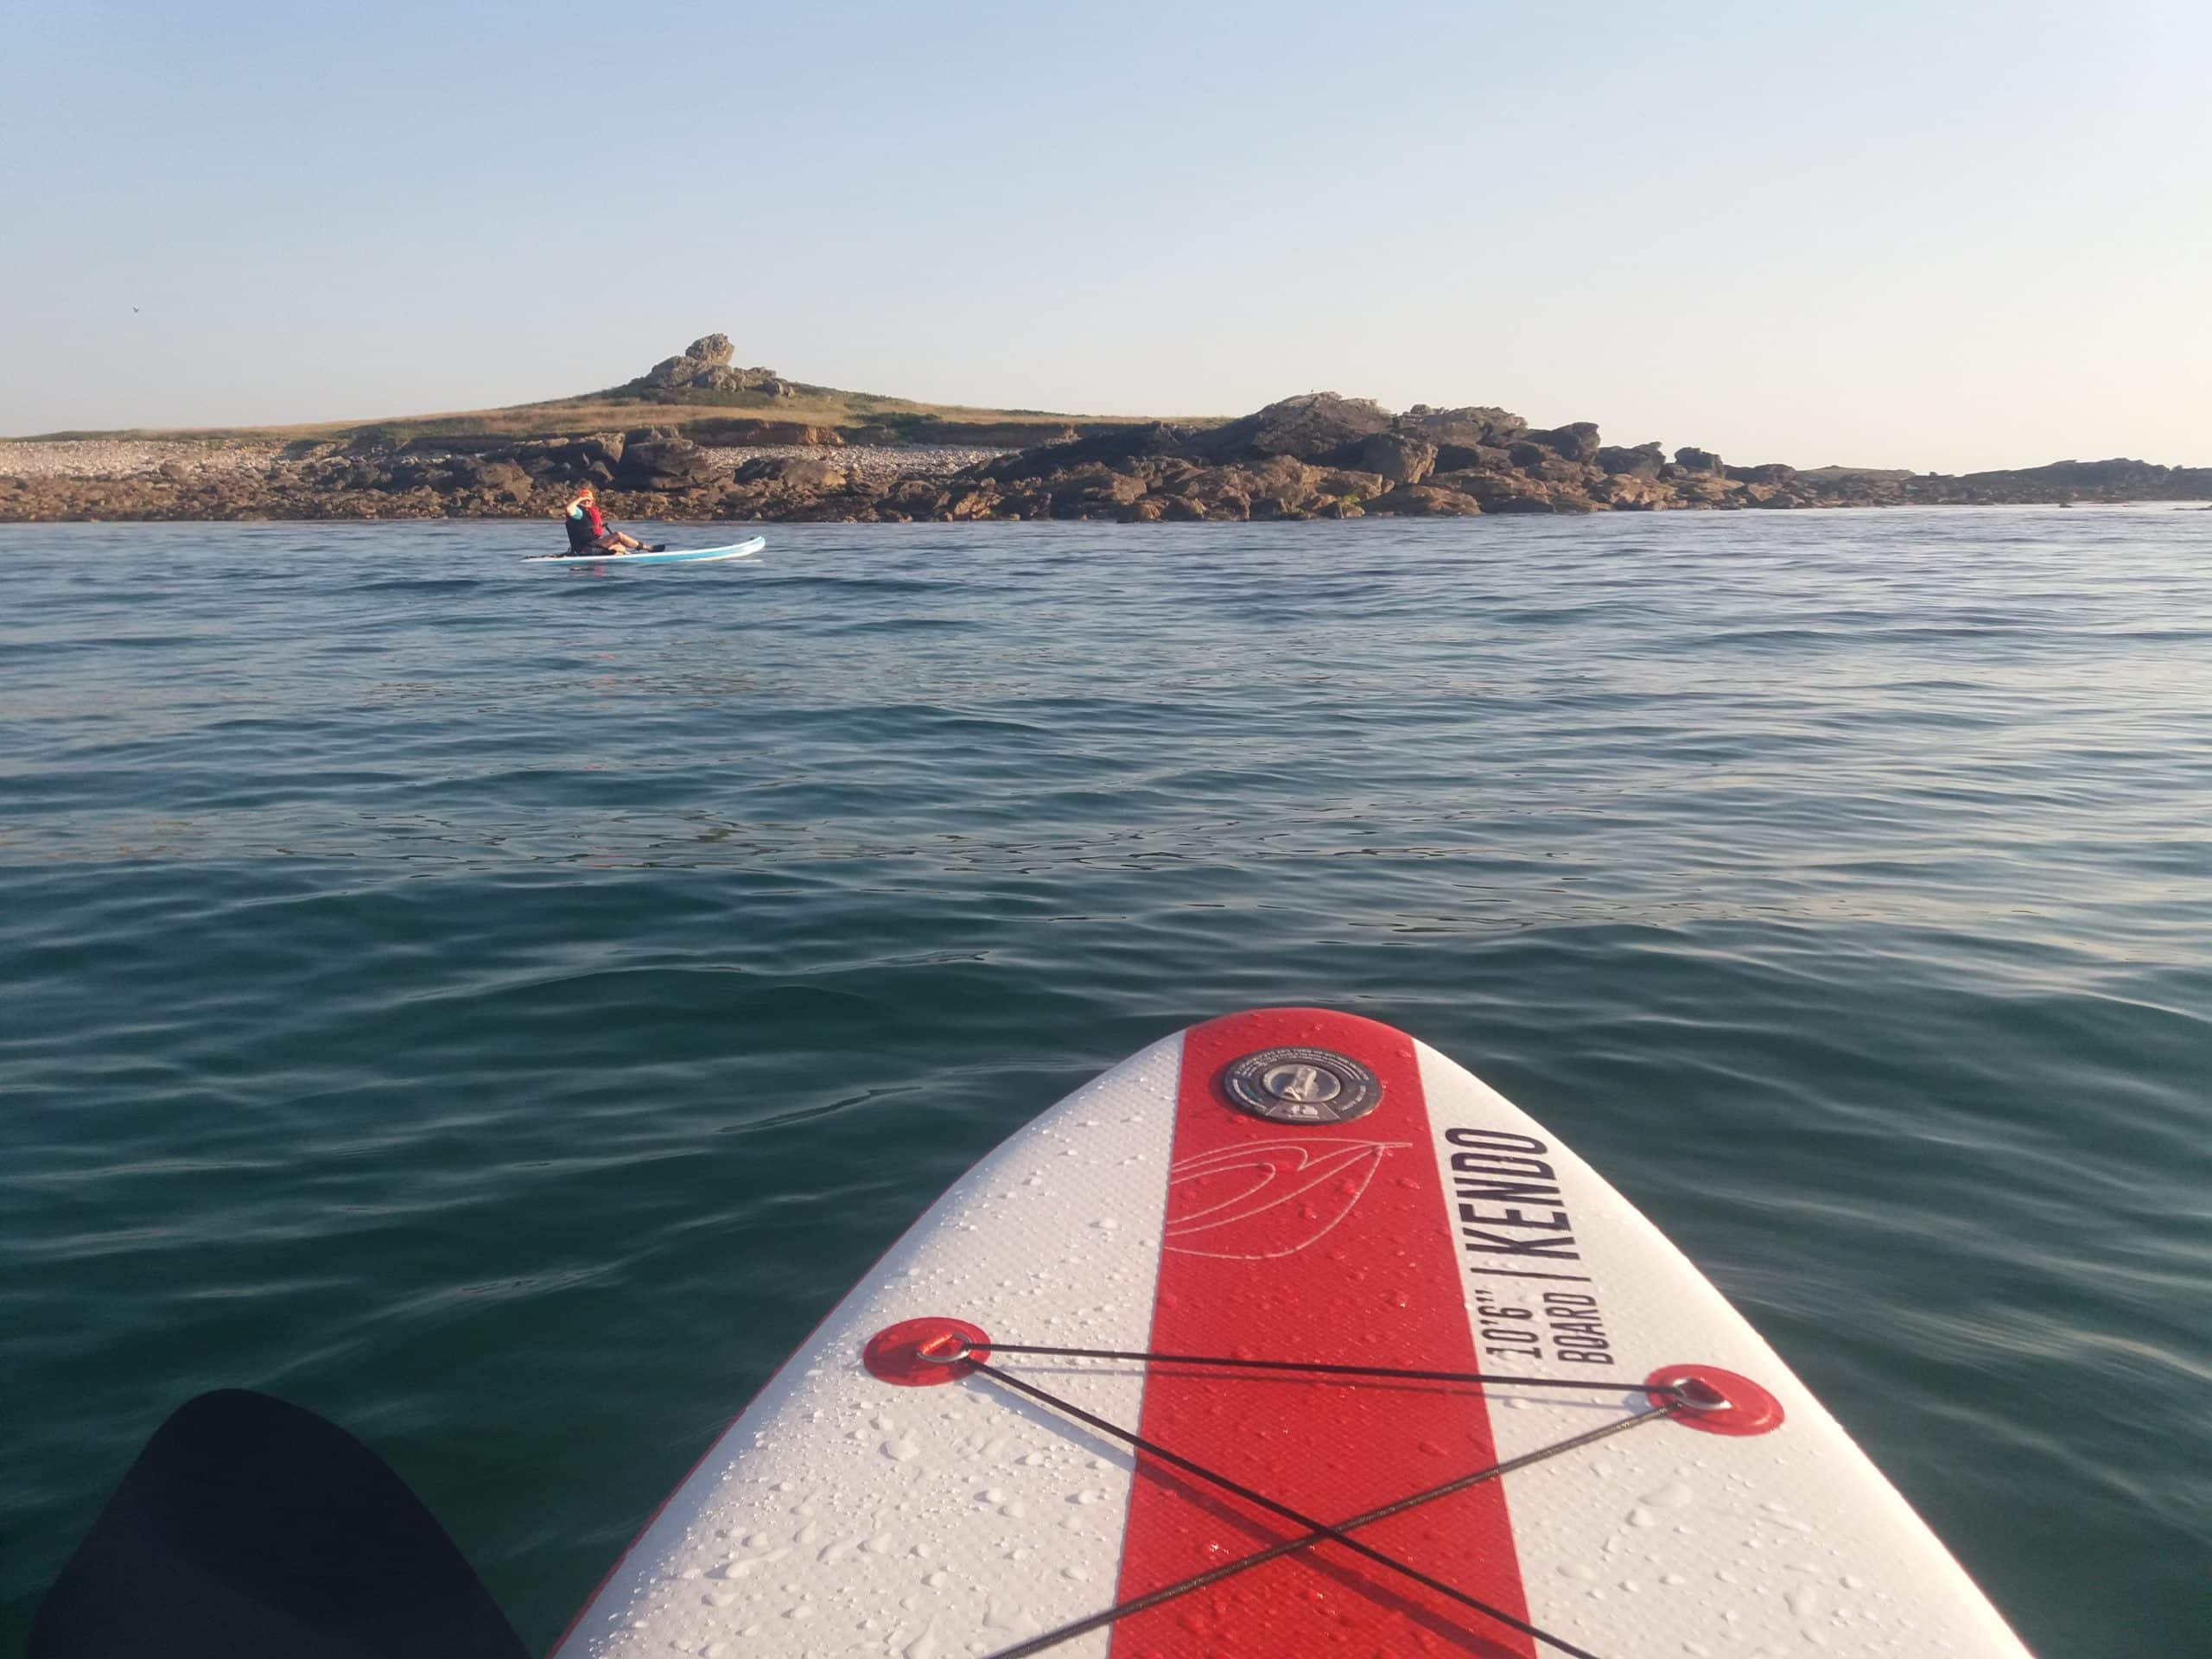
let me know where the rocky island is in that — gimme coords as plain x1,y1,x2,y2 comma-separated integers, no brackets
5,334,2208,524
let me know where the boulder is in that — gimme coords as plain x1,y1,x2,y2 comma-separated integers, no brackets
1398,406,1529,452
1433,442,1514,473
1591,474,1668,510
1339,431,1437,485
641,355,702,389
1675,447,1725,473
1437,471,1557,513
1364,484,1484,517
734,455,849,491
1312,468,1388,503
1046,464,1147,515
683,334,735,368
616,436,718,491
1596,442,1666,478
1525,423,1602,463
1194,393,1394,462
1726,462,1797,485
990,422,1193,482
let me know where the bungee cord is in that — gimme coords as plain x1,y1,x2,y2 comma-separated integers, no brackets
929,1333,1704,1659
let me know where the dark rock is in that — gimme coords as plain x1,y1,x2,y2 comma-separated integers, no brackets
1193,393,1394,462
1726,462,1797,485
1508,442,1550,471
734,455,849,491
1597,442,1666,478
988,423,1193,482
1398,405,1529,448
1312,468,1388,503
1364,484,1483,517
1437,471,1557,513
616,437,717,491
1433,442,1514,473
1338,432,1437,485
1675,447,1725,473
1526,423,1602,463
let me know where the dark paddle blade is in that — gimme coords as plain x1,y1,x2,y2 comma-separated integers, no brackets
30,1389,528,1659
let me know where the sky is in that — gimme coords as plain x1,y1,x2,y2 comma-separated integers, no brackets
6,0,2209,471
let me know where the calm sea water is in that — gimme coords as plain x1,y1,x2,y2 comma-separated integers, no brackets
3,512,2208,1655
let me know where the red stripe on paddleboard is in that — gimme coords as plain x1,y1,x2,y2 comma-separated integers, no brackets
1110,1008,1535,1659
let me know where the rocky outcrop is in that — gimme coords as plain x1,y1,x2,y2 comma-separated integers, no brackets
7,393,2209,524
631,334,792,398
1192,392,1394,462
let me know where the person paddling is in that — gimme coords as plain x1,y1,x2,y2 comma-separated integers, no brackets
563,485,658,556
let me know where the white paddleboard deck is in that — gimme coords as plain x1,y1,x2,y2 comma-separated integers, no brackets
556,1008,2031,1659
524,537,765,566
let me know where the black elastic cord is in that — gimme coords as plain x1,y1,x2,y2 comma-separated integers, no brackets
984,1401,1670,1659
962,1339,1674,1397
967,1357,1611,1659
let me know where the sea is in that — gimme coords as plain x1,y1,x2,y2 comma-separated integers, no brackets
3,510,2207,1656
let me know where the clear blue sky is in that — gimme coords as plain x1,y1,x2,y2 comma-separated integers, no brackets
8,0,2208,470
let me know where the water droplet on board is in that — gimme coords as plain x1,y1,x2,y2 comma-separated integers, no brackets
1559,1565,1597,1581
1628,1506,1658,1528
906,1629,941,1659
1643,1480,1694,1510
883,1440,919,1461
1787,1585,1822,1619
785,1602,816,1621
984,1599,1040,1633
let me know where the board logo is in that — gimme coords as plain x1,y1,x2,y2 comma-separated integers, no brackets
1166,1140,1408,1258
1220,1046,1383,1124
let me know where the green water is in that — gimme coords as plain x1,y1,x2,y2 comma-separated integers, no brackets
3,512,2208,1654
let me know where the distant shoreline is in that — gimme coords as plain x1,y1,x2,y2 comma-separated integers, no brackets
5,415,2209,527
7,335,2209,525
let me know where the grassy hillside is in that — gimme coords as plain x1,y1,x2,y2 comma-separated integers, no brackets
28,379,1218,448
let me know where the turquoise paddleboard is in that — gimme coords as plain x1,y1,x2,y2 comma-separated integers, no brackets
524,537,765,567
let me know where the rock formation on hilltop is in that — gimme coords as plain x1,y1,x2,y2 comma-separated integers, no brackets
627,334,793,398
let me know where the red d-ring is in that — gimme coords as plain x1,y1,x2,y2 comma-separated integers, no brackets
863,1318,993,1387
1646,1363,1784,1436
